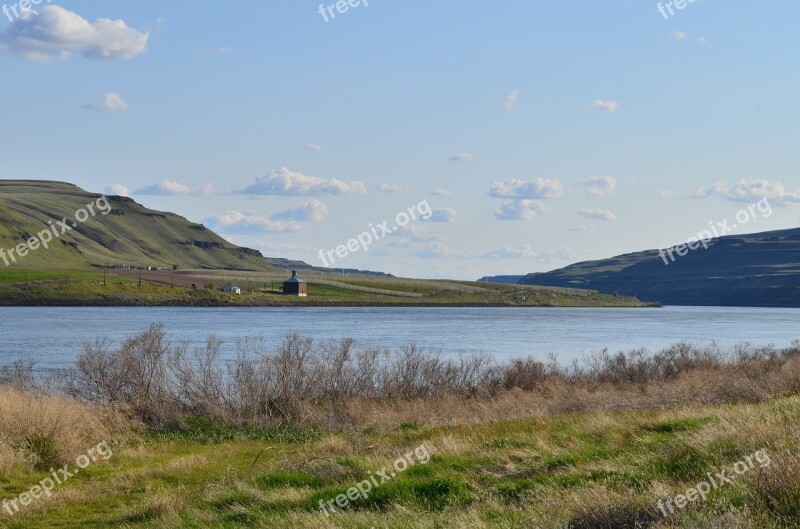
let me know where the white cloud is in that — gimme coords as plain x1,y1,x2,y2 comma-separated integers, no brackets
568,224,595,232
688,179,800,204
502,89,520,112
376,183,411,194
578,175,617,197
587,99,620,112
672,31,688,41
105,184,129,196
697,36,709,44
577,208,617,221
236,167,367,196
422,208,458,223
302,142,323,153
494,200,547,221
430,189,451,197
0,6,149,62
489,178,564,199
204,211,300,234
134,181,211,196
481,245,538,259
83,92,130,112
659,190,679,199
270,200,328,221
447,153,474,162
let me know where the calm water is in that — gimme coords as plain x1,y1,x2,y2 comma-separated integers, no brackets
1,306,799,371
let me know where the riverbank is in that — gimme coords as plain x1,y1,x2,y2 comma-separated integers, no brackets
0,269,657,308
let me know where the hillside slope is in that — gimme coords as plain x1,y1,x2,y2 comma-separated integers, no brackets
519,227,800,307
0,180,269,270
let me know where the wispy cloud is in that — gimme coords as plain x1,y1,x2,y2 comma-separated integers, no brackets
481,246,581,262
489,178,564,199
430,189,452,197
270,200,328,221
587,99,620,112
204,211,300,234
688,179,800,204
83,92,130,112
577,208,617,221
134,181,211,196
376,183,411,194
105,184,129,197
421,208,458,223
447,153,474,162
200,46,230,55
578,175,617,197
502,89,520,112
416,242,467,259
235,167,367,196
301,142,324,153
0,6,149,62
494,200,547,221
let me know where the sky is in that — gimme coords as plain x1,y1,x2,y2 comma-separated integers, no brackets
1,0,799,279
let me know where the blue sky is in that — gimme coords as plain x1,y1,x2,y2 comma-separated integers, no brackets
1,0,799,279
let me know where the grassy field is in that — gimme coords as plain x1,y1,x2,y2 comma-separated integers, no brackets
0,393,798,528
0,268,655,307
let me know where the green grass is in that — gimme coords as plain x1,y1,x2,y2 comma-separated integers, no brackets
0,268,655,307
2,396,798,528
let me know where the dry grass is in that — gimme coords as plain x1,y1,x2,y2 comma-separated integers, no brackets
0,387,126,471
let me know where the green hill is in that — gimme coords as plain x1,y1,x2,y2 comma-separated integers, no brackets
0,180,269,271
518,227,800,307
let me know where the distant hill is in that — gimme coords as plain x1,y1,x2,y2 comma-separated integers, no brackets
477,275,525,284
518,227,800,307
0,180,272,270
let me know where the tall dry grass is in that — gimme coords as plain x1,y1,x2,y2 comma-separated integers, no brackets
0,387,124,471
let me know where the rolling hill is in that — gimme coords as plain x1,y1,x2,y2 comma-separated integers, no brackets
0,180,270,270
518,227,800,307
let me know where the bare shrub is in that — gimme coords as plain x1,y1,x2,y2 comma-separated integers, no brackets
64,324,176,426
57,325,800,430
0,359,37,391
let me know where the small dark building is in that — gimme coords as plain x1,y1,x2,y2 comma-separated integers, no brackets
283,270,307,297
